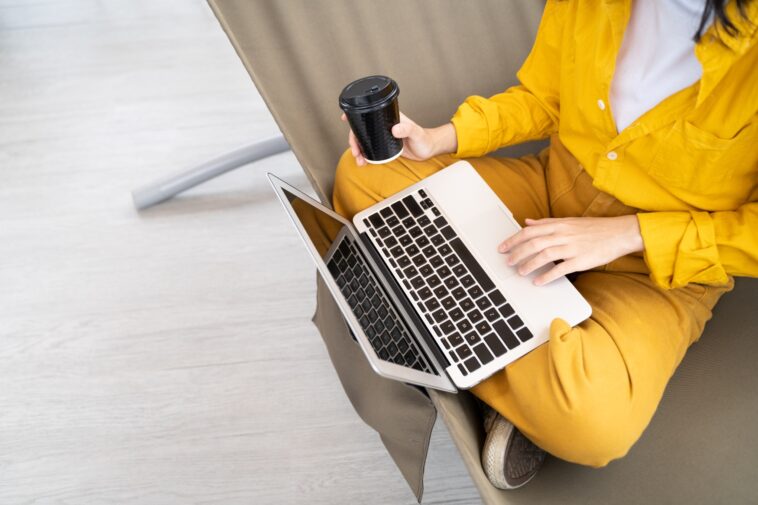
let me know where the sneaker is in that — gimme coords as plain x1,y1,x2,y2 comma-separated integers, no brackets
481,407,546,489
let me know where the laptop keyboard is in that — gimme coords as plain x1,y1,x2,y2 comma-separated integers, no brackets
363,189,534,377
327,236,435,375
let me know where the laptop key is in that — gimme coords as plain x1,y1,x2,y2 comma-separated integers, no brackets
469,310,483,323
445,255,460,267
427,275,441,287
473,343,494,365
377,305,389,319
484,333,507,356
433,216,447,228
397,256,410,268
435,286,450,299
422,245,435,256
457,345,473,360
476,296,492,310
412,254,426,266
451,286,466,299
438,244,452,256
417,235,430,247
475,321,492,335
386,215,399,227
378,226,391,237
418,215,431,227
460,275,474,288
468,285,484,299
429,255,444,268
507,314,525,329
490,290,506,306
464,332,479,345
425,298,440,311
410,276,425,289
440,226,456,240
391,201,409,218
484,307,500,322
419,265,433,277
444,276,459,289
432,309,447,323
493,320,520,349
402,217,414,228
402,195,423,216
390,246,404,257
409,226,422,238
457,320,473,333
449,332,464,346
406,244,419,256
400,235,412,247
464,356,480,373
403,265,418,278
430,234,445,246
423,225,437,236
418,287,433,300
449,308,464,321
384,236,398,248
458,363,468,376
499,303,515,318
441,321,456,335
452,264,467,276
460,297,475,311
516,327,534,342
437,265,452,279
380,207,393,218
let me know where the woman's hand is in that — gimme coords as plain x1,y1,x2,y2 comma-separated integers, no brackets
498,215,644,286
341,112,457,166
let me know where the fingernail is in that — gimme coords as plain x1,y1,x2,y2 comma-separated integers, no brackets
507,257,515,266
534,278,544,286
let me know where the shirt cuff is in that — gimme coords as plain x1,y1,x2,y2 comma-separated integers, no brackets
637,211,729,289
450,97,496,159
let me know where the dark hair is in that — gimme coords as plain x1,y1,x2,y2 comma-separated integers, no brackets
695,0,754,41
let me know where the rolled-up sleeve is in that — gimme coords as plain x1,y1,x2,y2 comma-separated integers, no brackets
637,202,758,289
451,0,565,158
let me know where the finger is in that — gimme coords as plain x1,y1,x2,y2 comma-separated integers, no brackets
524,217,559,224
499,223,556,253
348,130,361,157
341,113,346,121
517,245,573,276
392,121,417,139
534,259,578,286
356,153,366,166
507,235,563,266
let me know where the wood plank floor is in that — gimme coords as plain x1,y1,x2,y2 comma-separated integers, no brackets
0,1,481,503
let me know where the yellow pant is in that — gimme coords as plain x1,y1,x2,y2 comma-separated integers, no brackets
332,138,733,467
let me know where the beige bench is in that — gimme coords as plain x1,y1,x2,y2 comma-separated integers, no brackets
209,1,758,502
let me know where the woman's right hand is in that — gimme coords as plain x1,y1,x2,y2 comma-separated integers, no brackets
341,112,457,166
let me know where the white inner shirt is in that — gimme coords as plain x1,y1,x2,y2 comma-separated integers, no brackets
609,0,712,132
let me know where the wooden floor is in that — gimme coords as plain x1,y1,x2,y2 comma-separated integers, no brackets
0,1,481,503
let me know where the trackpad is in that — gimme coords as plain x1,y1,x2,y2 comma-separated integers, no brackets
456,208,520,281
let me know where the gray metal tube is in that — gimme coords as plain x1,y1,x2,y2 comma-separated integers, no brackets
132,134,290,210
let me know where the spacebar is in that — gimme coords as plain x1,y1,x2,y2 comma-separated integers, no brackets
449,238,495,291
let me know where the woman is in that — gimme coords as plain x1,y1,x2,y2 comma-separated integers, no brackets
334,0,757,488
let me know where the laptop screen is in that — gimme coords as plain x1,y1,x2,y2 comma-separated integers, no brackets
281,188,346,260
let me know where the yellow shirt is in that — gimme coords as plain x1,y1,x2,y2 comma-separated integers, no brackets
450,0,758,289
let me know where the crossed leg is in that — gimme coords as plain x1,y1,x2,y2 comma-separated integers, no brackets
333,148,731,467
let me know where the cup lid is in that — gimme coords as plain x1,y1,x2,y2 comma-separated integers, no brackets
339,75,398,110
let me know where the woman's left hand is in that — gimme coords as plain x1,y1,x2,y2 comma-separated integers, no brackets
498,215,644,286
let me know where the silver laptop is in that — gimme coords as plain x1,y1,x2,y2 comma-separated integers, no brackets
269,161,591,392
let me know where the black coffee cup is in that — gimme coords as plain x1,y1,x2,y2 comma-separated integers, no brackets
339,75,403,164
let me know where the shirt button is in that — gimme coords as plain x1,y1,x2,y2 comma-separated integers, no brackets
607,151,618,161
597,99,606,111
